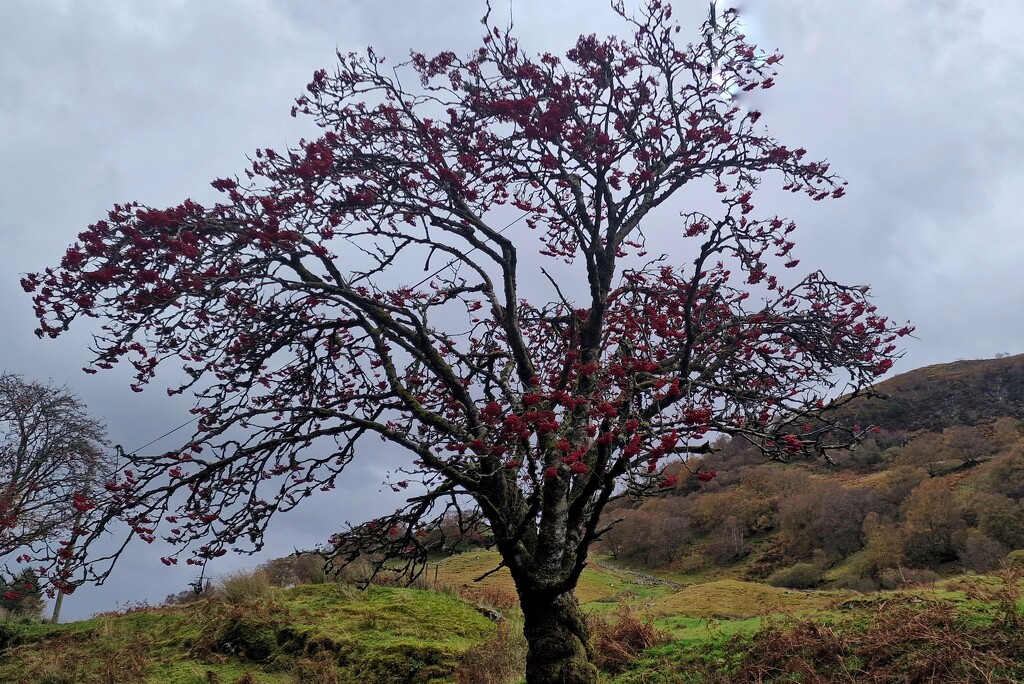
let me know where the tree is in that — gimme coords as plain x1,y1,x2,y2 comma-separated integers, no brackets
602,505,690,566
861,512,906,577
0,373,109,618
777,480,882,560
23,3,909,681
900,477,967,565
979,448,1024,500
0,569,45,619
942,425,997,467
969,491,1024,549
256,552,328,587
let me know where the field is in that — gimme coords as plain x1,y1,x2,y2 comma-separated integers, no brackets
2,553,1023,683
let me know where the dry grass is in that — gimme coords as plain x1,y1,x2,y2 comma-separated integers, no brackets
219,569,276,605
462,585,519,614
453,620,527,684
589,604,667,674
677,570,1024,684
727,604,1024,683
9,627,152,683
291,651,340,683
436,551,521,596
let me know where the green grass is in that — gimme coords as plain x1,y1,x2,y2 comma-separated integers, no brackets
654,615,762,643
0,584,498,684
608,571,1024,683
433,550,674,611
650,579,848,619
4,556,1024,684
605,621,756,684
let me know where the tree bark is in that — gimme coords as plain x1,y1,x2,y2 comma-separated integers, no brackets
520,589,598,684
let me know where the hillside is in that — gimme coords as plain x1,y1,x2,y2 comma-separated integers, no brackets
0,556,686,684
3,554,1024,683
598,353,1024,595
840,353,1024,432
0,583,497,684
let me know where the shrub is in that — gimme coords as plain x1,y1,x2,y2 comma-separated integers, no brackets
588,604,667,674
672,552,708,574
220,570,274,605
765,563,821,590
258,553,328,587
331,555,376,585
0,570,45,619
829,573,879,593
961,530,1010,573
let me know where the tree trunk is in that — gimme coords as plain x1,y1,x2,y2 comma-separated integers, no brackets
50,589,65,624
520,589,598,684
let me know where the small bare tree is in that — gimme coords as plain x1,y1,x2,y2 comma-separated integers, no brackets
0,373,109,619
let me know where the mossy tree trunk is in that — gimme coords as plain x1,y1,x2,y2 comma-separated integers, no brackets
519,589,598,684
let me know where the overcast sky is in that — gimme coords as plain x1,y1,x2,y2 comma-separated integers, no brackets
2,0,1022,620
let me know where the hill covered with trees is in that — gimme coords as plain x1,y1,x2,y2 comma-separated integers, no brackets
597,354,1024,592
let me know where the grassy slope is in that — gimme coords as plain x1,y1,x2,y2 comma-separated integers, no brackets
0,554,682,684
0,584,496,684
4,555,1022,684
436,550,672,608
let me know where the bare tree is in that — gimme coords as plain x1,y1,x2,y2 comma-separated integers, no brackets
0,374,110,619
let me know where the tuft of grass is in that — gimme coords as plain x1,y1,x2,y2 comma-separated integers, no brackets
463,585,518,616
220,570,276,606
290,651,340,684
